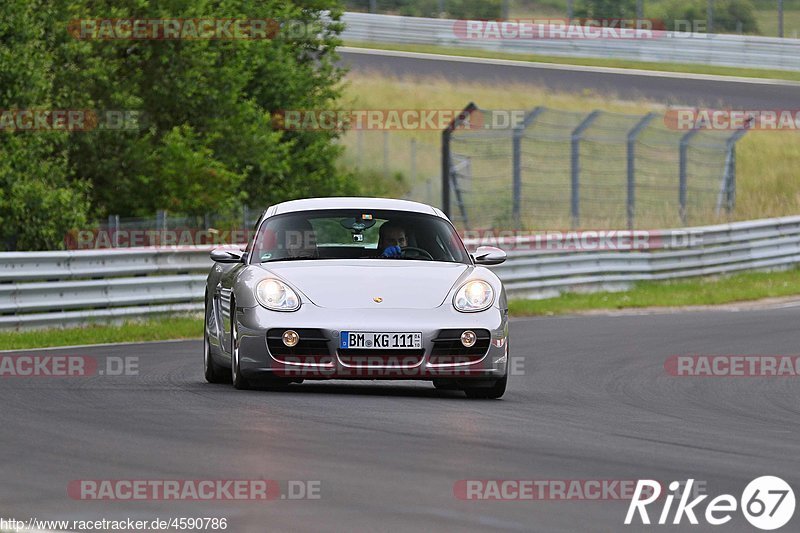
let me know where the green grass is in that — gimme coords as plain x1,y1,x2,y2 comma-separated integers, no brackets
344,41,800,83
0,314,202,351
3,269,800,349
509,267,800,316
755,8,800,37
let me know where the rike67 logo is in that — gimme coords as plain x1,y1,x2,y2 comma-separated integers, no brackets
625,477,795,530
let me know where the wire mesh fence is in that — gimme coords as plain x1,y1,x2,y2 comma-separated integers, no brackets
65,208,263,249
81,104,749,249
437,104,749,230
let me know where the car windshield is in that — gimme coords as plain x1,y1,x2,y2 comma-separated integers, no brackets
250,209,471,265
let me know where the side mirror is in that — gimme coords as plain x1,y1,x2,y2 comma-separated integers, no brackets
472,246,506,266
210,247,245,264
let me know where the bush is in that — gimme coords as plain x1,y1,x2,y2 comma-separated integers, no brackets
575,0,638,18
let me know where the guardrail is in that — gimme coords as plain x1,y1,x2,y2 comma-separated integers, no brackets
341,12,800,72
2,215,800,329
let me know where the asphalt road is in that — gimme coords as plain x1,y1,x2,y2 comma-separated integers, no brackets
2,307,799,532
340,48,800,108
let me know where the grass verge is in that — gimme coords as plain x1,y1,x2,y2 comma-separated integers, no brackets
0,314,202,351
3,268,800,349
344,41,800,83
509,267,800,316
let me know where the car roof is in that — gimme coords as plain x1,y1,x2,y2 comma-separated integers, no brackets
268,197,445,218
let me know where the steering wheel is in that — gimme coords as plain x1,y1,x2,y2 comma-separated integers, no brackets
401,246,434,261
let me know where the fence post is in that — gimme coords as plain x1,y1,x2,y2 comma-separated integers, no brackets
356,129,364,168
718,122,751,214
707,0,714,34
626,113,657,230
108,214,120,248
442,127,451,218
679,127,701,225
570,110,601,228
383,131,389,177
410,138,417,182
512,107,545,230
156,210,167,231
442,102,477,219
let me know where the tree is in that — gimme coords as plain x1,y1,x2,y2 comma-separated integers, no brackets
54,0,352,216
654,0,759,33
0,0,89,250
576,0,638,18
1,0,354,249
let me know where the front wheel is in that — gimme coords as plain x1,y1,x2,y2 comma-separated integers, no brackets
204,294,227,384
230,305,250,390
463,375,507,399
463,346,509,399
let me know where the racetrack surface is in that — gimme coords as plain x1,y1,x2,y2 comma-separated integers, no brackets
340,48,800,108
2,308,799,532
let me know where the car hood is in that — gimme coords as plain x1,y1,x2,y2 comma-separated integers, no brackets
261,260,471,309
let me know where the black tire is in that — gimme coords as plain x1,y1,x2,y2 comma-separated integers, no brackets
463,375,507,399
230,302,250,390
463,344,509,399
257,374,293,390
432,379,459,390
204,294,227,384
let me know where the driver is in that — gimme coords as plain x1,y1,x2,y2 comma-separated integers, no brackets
378,221,407,258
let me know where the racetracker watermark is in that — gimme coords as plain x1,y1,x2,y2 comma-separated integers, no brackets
65,228,254,249
273,353,521,379
0,109,140,131
272,109,526,131
665,355,800,377
454,480,664,501
451,19,712,40
453,18,664,40
0,355,137,377
665,108,800,131
67,19,321,40
3,517,229,531
68,480,321,500
461,229,702,252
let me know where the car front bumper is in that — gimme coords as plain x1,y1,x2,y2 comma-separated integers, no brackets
235,303,509,381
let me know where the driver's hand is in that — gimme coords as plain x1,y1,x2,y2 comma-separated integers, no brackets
381,245,402,258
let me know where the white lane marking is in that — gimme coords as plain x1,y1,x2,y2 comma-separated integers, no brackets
341,46,800,87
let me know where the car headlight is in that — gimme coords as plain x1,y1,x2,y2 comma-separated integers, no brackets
453,280,494,313
256,278,301,311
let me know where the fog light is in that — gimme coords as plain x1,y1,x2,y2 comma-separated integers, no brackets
461,330,477,348
282,330,299,347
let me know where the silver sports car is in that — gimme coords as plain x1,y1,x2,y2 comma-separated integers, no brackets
204,197,509,398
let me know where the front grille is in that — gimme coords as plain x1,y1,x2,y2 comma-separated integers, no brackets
267,328,330,358
429,329,490,364
338,349,425,367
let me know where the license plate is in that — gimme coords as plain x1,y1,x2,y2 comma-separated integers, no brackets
340,331,422,350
